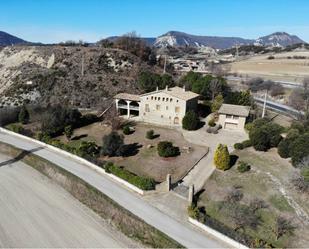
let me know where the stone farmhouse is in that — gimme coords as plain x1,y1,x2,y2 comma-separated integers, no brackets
114,86,199,126
218,104,250,131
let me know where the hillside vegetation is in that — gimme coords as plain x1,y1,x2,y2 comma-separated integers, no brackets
0,45,160,108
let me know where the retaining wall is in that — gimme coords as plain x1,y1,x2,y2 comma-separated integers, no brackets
188,217,248,249
0,128,144,195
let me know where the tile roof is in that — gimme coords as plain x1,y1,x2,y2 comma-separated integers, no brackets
218,104,250,117
114,93,140,102
141,86,199,101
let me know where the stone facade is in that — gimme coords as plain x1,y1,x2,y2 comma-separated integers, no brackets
114,87,199,127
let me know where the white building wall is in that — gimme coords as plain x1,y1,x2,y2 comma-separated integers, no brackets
218,114,246,131
139,92,187,126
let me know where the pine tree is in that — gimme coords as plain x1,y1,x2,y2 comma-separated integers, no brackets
214,144,230,170
18,105,30,124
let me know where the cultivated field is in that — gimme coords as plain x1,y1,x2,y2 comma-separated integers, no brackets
231,51,309,83
199,147,309,248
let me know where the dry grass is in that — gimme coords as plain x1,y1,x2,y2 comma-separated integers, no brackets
199,147,309,248
231,51,309,83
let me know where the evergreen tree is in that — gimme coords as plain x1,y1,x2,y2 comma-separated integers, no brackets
64,125,73,141
211,94,224,113
214,144,230,170
18,105,30,124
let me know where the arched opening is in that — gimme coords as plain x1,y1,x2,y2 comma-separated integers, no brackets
174,117,179,125
117,99,128,116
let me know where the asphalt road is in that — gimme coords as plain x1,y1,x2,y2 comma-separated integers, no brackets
0,152,131,248
0,130,228,248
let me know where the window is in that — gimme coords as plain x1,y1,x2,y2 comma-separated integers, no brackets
163,97,165,101
166,98,169,102
151,96,153,100
161,115,163,118
175,106,180,113
166,106,168,110
169,116,171,119
226,114,232,119
233,116,239,120
176,100,179,103
170,98,173,102
156,104,161,111
158,97,160,101
145,104,150,112
155,97,157,100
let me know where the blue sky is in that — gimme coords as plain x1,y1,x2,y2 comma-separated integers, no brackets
1,0,309,43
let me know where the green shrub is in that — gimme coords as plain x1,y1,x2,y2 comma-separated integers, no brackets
187,204,199,219
123,125,131,135
18,105,30,124
234,143,244,150
291,133,309,166
6,124,25,134
104,163,155,190
64,125,73,140
182,111,199,130
214,144,230,170
237,161,251,173
245,123,254,132
101,131,124,157
77,141,100,157
242,140,252,148
208,118,216,127
146,130,155,139
157,141,180,157
278,139,290,158
249,120,282,151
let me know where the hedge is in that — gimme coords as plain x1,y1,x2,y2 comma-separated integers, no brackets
105,162,156,190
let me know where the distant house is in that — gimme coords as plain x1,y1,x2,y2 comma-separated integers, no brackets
114,86,199,126
218,104,250,131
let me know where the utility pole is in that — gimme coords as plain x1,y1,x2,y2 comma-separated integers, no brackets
235,43,239,60
262,90,268,118
163,55,167,74
81,53,84,77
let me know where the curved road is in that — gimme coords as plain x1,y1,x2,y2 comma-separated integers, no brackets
0,130,228,248
0,152,132,248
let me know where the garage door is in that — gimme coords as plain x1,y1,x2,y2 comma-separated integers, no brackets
224,122,238,130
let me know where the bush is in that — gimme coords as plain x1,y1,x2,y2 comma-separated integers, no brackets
0,107,20,126
211,94,224,112
278,139,290,158
101,131,124,157
18,105,30,124
245,123,254,132
234,143,244,150
242,140,252,148
237,161,251,173
77,141,100,158
267,55,275,60
208,118,216,127
249,120,282,151
123,125,131,135
64,125,73,140
157,141,180,157
6,124,25,134
291,133,309,166
214,144,230,170
146,130,155,139
187,204,199,219
104,163,155,190
182,111,199,130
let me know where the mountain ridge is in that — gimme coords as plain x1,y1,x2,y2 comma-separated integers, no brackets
0,31,29,46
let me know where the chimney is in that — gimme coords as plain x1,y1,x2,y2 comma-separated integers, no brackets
183,85,186,92
166,85,168,91
156,86,159,92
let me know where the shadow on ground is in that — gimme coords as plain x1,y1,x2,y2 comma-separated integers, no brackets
0,147,44,167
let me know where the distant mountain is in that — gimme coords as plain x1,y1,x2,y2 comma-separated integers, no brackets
255,32,305,47
0,31,29,46
152,31,306,49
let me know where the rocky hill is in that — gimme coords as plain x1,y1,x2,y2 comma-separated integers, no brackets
153,31,254,49
0,31,29,46
153,31,306,49
0,45,160,108
255,32,305,47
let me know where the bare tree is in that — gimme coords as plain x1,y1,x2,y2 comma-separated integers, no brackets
209,78,222,101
